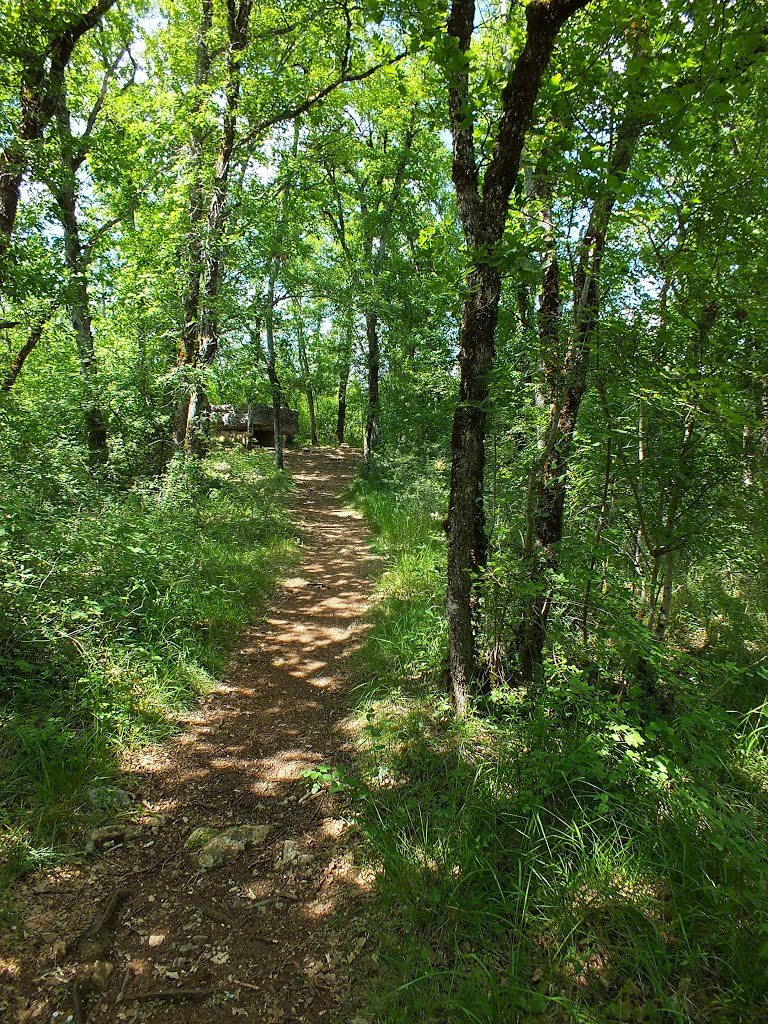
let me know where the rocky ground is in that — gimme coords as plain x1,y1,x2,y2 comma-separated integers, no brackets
1,448,381,1024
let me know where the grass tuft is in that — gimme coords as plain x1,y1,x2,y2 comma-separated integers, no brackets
0,448,297,882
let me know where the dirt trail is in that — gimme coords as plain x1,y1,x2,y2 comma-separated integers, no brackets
2,448,381,1024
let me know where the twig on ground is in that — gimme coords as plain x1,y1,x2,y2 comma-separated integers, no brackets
124,988,215,1002
200,904,238,926
71,980,87,1023
87,888,129,938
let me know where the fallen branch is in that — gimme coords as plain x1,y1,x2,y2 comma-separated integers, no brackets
200,904,237,927
71,980,87,1024
87,888,129,938
124,988,215,1002
231,978,261,991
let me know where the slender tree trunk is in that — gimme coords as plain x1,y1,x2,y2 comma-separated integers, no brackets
297,309,318,445
184,0,253,452
262,118,300,469
655,550,675,641
581,436,612,639
759,393,768,463
515,112,643,682
336,306,354,445
1,312,51,392
360,124,414,466
50,77,110,466
646,554,662,634
59,201,108,464
0,0,117,273
0,141,26,263
264,286,284,470
175,0,213,449
336,360,350,445
307,390,318,446
363,312,380,464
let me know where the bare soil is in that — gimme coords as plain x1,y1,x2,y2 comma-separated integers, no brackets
1,448,381,1024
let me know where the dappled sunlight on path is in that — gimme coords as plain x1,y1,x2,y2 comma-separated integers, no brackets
3,447,381,1024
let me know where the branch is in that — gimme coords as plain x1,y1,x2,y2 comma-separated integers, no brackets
1,307,55,393
83,48,128,142
239,51,408,149
446,0,481,244
82,212,130,263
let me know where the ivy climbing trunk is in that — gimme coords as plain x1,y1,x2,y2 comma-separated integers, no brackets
516,109,643,680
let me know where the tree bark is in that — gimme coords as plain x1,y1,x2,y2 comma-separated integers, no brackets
297,308,319,446
363,312,380,464
175,0,214,449
49,73,114,465
262,118,300,469
580,436,613,640
359,124,414,466
1,312,51,393
515,109,643,681
264,282,284,470
0,0,117,273
443,0,590,711
183,0,253,452
59,197,109,465
336,317,352,445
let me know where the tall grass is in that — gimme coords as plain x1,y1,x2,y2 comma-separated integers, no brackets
348,452,768,1024
0,446,296,881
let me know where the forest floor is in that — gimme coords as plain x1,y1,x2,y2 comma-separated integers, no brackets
1,448,381,1024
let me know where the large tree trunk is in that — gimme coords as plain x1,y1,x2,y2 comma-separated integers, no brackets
445,265,501,713
443,0,590,711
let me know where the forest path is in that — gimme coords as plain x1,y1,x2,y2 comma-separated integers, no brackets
4,448,381,1024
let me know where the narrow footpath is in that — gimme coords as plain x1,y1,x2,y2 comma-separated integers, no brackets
3,448,381,1024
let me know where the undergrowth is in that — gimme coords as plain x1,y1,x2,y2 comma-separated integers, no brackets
349,451,768,1024
0,444,296,882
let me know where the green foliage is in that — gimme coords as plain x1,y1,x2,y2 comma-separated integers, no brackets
300,763,364,798
0,443,296,880
350,457,768,1024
